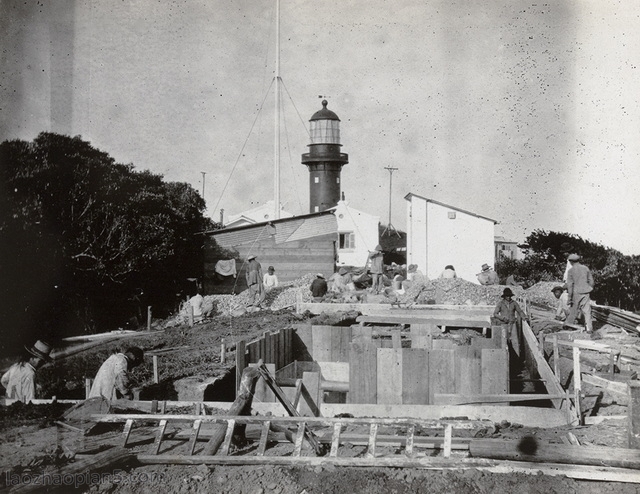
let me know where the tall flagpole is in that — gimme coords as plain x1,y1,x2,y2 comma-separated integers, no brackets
274,0,281,219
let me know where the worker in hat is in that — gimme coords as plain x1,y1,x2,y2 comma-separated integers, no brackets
310,273,328,301
566,254,594,333
477,263,500,285
89,347,144,401
245,254,265,308
493,288,527,357
551,286,571,322
439,265,457,279
1,340,53,403
263,265,278,293
329,267,352,294
366,244,385,294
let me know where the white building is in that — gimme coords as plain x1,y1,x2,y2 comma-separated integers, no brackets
405,193,497,283
333,200,380,267
224,200,293,229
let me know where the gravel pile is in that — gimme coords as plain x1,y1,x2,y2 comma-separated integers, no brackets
270,273,316,310
524,281,563,309
399,278,525,305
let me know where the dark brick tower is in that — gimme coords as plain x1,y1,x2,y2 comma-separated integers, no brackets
301,100,349,213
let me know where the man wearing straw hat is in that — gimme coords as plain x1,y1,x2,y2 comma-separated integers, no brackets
1,340,53,403
245,254,265,309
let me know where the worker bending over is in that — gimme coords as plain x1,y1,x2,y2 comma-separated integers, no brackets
89,347,144,401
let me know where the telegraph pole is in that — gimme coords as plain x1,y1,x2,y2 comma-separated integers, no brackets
201,171,206,198
382,166,400,237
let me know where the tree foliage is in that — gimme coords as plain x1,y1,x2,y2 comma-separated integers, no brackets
496,229,640,311
0,133,215,351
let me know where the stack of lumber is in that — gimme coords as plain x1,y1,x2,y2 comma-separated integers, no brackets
593,305,640,335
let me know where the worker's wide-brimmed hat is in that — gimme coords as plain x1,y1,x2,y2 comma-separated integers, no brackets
268,266,275,271
551,285,565,293
408,264,417,272
338,267,348,275
502,288,515,298
568,253,580,261
247,254,256,261
125,346,144,366
316,273,325,279
25,340,53,362
481,264,491,271
374,244,382,251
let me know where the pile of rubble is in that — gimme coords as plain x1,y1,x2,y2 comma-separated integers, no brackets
270,273,316,310
399,278,525,305
524,281,564,309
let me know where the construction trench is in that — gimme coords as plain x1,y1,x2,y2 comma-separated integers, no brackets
2,290,640,493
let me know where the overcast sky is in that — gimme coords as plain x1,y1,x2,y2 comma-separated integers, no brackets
2,0,640,254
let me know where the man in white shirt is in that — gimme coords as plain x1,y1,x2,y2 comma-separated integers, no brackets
89,347,144,401
263,266,278,292
551,286,570,321
1,340,52,403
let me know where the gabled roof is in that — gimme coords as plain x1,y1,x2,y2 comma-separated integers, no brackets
204,210,335,236
404,192,498,224
224,200,293,227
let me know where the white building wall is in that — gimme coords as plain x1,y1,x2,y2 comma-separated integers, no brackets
406,195,496,283
334,201,379,267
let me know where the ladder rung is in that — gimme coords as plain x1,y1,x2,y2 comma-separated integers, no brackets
405,425,415,457
443,424,453,458
293,422,306,457
188,420,202,456
367,423,378,458
257,420,271,456
151,420,168,455
122,419,134,447
329,422,342,457
220,419,236,456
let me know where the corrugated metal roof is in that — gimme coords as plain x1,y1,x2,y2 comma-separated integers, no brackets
286,214,338,243
404,192,498,224
213,223,274,249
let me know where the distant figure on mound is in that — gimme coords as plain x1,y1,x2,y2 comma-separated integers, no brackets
263,266,279,293
477,264,500,285
566,254,594,333
439,265,457,279
310,273,328,301
188,289,204,321
1,340,53,403
329,267,352,294
89,347,144,401
493,288,528,357
366,245,385,294
245,254,265,308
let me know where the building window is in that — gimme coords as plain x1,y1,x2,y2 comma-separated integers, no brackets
339,232,355,249
314,176,319,183
336,177,340,183
314,206,319,212
448,211,456,219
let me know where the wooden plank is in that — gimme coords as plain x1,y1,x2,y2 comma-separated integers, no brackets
458,357,482,397
312,326,333,362
428,349,456,404
220,419,235,455
235,340,246,392
391,331,402,349
573,346,582,424
257,420,271,456
358,315,490,328
151,420,167,455
250,363,276,403
410,324,433,349
122,419,134,447
278,328,285,370
348,339,377,404
470,438,640,469
629,381,640,449
434,394,569,405
432,339,456,350
443,424,453,458
377,348,402,404
351,324,373,342
481,349,509,404
405,425,415,457
299,371,321,417
330,422,342,457
293,422,305,457
188,420,202,455
367,423,378,458
401,348,429,405
294,324,313,361
339,326,352,362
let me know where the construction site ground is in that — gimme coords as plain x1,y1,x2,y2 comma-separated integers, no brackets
1,280,640,492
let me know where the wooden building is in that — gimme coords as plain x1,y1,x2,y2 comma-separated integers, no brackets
203,211,338,294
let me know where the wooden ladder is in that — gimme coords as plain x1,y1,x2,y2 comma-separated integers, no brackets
92,413,491,465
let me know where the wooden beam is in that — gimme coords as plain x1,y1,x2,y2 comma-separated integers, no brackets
470,438,640,469
434,394,570,405
629,381,640,449
357,316,491,328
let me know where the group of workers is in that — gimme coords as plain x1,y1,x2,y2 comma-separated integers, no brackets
1,341,144,405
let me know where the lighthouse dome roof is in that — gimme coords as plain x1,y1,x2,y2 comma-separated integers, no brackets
310,100,340,121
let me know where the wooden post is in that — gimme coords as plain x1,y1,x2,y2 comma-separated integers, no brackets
573,346,582,425
147,306,152,331
153,355,159,384
85,378,92,399
537,331,545,352
628,381,640,449
552,335,559,378
221,339,226,364
188,305,194,327
202,366,261,456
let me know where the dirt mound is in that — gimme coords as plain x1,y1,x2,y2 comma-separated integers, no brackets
400,278,525,305
525,281,563,309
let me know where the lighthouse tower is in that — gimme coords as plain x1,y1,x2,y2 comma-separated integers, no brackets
301,100,349,213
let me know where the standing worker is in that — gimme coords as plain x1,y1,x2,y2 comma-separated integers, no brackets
1,340,52,403
493,288,527,357
477,264,500,285
367,244,385,294
245,254,265,309
566,254,594,333
89,347,144,401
